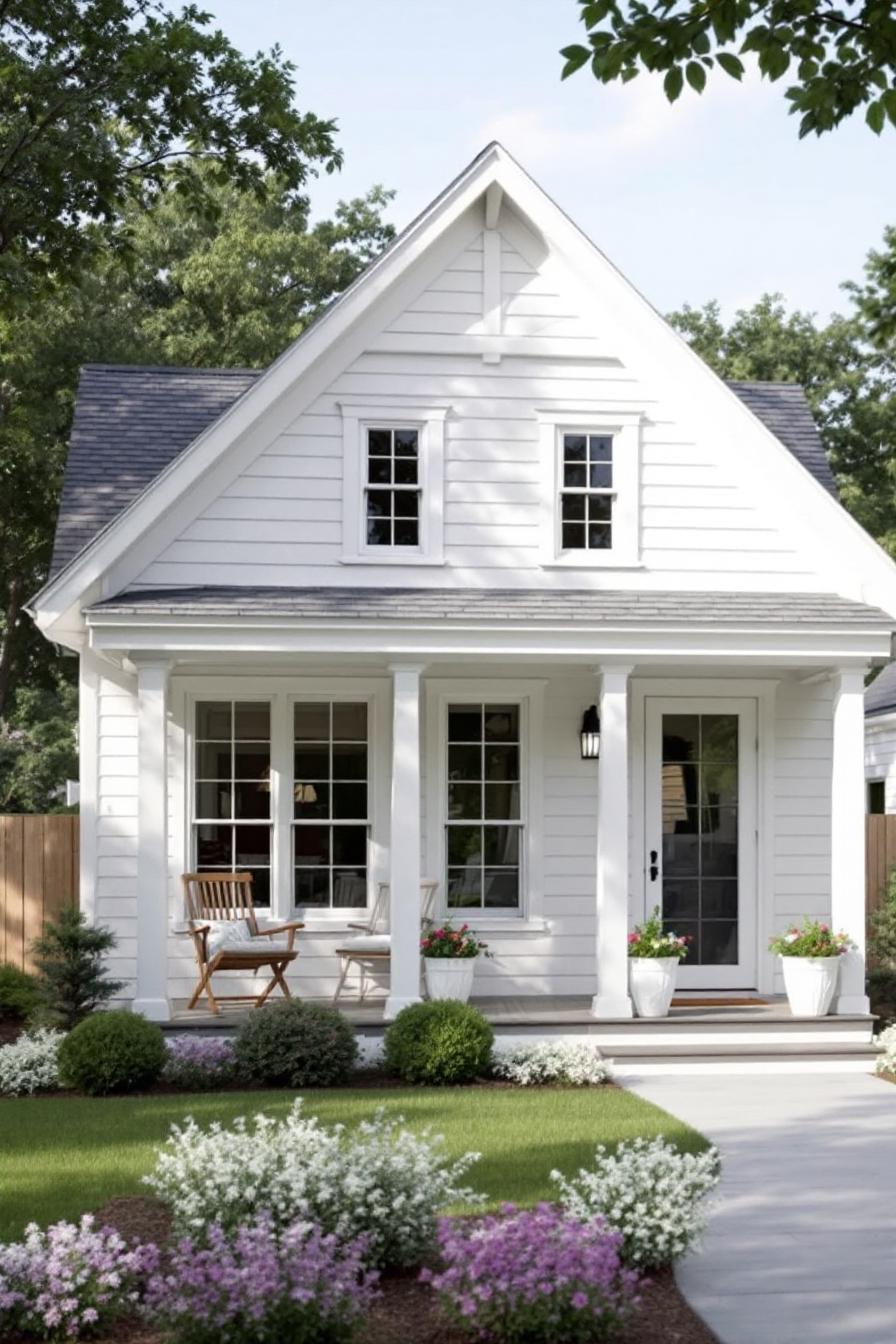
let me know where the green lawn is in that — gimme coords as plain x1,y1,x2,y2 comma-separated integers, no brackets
0,1086,708,1240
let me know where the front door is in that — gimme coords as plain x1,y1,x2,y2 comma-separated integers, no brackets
644,698,757,989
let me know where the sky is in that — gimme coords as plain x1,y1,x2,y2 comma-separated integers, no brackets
207,0,896,322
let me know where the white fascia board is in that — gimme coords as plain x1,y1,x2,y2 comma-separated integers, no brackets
29,145,510,630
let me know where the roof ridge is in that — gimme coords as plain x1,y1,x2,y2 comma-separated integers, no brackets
80,363,262,376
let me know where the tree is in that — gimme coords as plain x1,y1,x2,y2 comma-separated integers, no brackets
561,0,896,137
0,678,78,811
0,0,342,293
31,907,124,1027
668,293,896,554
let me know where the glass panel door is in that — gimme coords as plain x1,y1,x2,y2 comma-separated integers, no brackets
645,697,757,989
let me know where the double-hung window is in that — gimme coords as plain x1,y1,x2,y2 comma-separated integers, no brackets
193,701,272,906
293,701,369,909
560,432,614,551
445,703,522,912
538,411,641,566
365,428,421,547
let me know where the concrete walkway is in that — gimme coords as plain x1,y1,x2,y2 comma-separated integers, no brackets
628,1071,896,1344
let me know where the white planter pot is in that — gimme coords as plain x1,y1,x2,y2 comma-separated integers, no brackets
629,957,680,1018
781,956,840,1017
424,957,477,1002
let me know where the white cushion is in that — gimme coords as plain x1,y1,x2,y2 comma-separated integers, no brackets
339,934,391,954
205,918,253,957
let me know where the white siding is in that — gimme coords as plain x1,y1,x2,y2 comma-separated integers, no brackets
95,669,139,997
135,219,810,591
865,717,896,811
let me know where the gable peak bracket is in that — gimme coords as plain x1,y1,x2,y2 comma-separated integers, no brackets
484,182,503,231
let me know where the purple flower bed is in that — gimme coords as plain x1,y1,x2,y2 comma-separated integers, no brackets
162,1036,237,1090
144,1216,378,1344
0,1215,158,1340
421,1203,639,1343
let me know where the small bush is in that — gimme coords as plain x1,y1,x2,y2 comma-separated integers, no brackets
868,968,896,1025
869,869,896,969
163,1036,237,1091
31,909,124,1029
233,1000,357,1088
0,1028,65,1096
492,1041,612,1087
874,1022,896,1076
145,1098,482,1268
0,963,41,1021
552,1136,720,1269
144,1216,377,1344
0,1214,158,1341
422,1205,639,1343
58,1010,166,1095
384,1000,494,1085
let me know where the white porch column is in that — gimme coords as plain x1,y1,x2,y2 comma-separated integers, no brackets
831,666,870,1015
132,659,173,1022
384,663,425,1020
592,665,634,1019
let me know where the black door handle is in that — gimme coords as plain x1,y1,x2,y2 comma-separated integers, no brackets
649,849,659,882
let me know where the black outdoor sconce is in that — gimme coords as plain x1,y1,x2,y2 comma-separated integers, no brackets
580,704,601,760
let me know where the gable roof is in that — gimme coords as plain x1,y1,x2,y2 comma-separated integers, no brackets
866,661,896,717
48,364,837,577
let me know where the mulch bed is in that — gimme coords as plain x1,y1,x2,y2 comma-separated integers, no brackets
90,1195,719,1344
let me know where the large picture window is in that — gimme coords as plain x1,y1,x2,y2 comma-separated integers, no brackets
445,703,522,911
293,701,369,909
193,701,272,907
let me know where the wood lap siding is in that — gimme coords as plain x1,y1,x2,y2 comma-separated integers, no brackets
866,814,896,926
96,673,138,995
133,219,807,590
0,816,78,970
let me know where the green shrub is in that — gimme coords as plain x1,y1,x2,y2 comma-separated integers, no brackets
868,968,896,1026
32,908,124,1029
384,1000,494,1085
233,1000,357,1087
58,1010,166,1094
0,964,41,1021
869,871,896,970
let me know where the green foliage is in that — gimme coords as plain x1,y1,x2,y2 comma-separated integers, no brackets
0,964,41,1021
867,969,896,1026
769,918,853,957
0,679,78,812
384,1001,494,1086
561,0,896,137
0,0,341,293
58,1010,166,1095
233,1000,358,1088
668,292,896,558
31,909,124,1029
868,869,896,969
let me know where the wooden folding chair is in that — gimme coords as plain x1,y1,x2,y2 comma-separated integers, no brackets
333,879,439,1003
182,872,304,1014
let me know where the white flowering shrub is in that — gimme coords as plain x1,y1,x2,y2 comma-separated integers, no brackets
552,1136,720,1268
144,1098,483,1268
0,1028,65,1096
491,1041,612,1086
874,1023,896,1075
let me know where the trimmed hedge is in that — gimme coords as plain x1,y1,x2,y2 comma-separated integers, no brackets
233,1000,357,1087
58,1010,166,1095
0,964,41,1021
384,1000,494,1085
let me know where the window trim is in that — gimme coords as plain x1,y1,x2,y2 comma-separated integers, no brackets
338,399,450,565
424,679,546,926
537,408,642,568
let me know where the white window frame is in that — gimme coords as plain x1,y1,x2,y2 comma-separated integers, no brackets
174,676,389,930
424,679,546,930
338,399,450,565
537,408,642,568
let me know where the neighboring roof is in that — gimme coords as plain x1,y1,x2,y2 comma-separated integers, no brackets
49,365,260,575
866,661,896,716
726,381,837,496
49,366,836,577
88,586,893,628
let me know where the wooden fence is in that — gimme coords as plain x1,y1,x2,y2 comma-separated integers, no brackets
866,814,896,924
0,816,79,970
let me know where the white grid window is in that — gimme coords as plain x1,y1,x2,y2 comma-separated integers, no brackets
560,432,614,551
445,703,522,912
365,428,421,547
193,701,272,907
293,701,369,909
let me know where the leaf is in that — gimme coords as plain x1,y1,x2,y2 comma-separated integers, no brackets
685,61,707,93
560,44,591,79
867,100,885,135
716,51,745,81
664,66,684,102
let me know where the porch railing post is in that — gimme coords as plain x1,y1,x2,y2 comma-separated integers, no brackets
384,663,425,1020
831,665,870,1014
592,664,634,1019
133,658,173,1022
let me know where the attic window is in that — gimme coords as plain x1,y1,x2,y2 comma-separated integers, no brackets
537,410,642,568
366,428,420,547
560,433,614,551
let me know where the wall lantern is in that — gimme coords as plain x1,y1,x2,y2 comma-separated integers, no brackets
580,704,601,760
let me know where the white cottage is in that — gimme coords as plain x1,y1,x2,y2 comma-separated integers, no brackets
29,144,896,1024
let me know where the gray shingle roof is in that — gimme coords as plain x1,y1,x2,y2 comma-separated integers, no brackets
866,661,896,716
88,586,892,627
50,365,837,579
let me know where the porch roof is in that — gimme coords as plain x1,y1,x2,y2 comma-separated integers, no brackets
89,585,892,629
